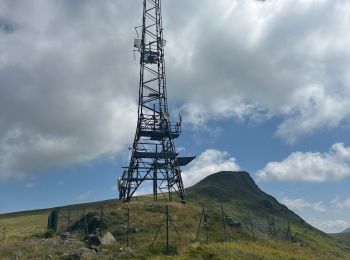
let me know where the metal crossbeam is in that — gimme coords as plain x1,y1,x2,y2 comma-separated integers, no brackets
118,0,195,201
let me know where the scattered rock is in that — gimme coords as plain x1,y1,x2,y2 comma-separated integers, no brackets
90,245,101,253
79,247,90,252
84,234,102,246
101,232,116,245
121,224,141,233
128,227,141,233
60,239,72,245
61,252,81,260
225,216,241,228
79,247,94,254
61,231,71,240
69,212,113,234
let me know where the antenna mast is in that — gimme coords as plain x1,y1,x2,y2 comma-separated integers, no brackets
118,0,195,201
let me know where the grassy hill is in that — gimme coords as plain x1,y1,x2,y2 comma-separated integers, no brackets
330,231,350,248
0,171,349,259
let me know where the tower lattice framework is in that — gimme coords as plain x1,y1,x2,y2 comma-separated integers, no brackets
118,0,195,201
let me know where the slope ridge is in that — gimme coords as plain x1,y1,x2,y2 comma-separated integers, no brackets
187,171,301,222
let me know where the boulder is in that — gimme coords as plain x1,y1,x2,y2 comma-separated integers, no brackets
68,212,113,234
225,216,241,228
84,234,102,246
101,232,116,245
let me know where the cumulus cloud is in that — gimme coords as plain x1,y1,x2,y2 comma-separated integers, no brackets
182,149,240,187
76,190,93,201
181,99,268,127
282,197,326,212
113,149,240,196
257,143,350,182
331,197,350,210
275,86,350,144
307,218,350,233
25,182,35,189
165,0,350,143
2,0,350,181
0,1,138,181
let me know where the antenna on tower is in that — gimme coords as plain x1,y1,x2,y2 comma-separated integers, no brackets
118,0,195,202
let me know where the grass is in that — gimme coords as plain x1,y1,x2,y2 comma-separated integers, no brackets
1,199,349,259
0,212,49,239
0,171,349,259
330,232,350,245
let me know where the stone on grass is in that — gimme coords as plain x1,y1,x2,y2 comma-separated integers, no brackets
61,231,71,240
101,232,116,245
61,252,80,260
84,234,101,246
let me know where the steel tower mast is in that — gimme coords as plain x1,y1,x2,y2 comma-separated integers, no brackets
118,0,195,201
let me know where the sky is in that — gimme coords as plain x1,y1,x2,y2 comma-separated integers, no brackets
1,0,350,233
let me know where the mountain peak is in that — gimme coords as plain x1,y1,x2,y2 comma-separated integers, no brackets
341,227,350,233
187,171,265,201
194,171,260,193
187,171,302,223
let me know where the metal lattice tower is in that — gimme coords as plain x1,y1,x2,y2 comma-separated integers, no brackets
118,0,195,201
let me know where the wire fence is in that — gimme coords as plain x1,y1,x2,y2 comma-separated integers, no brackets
48,207,107,239
46,201,295,252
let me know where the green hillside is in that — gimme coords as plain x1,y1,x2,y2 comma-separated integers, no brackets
330,232,350,248
0,171,349,259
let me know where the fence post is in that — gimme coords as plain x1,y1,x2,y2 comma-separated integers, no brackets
196,202,209,243
2,227,6,242
249,213,255,242
221,203,227,241
286,220,293,243
100,208,103,237
126,204,130,246
204,205,208,243
272,217,277,241
67,208,71,228
166,205,169,254
151,205,181,254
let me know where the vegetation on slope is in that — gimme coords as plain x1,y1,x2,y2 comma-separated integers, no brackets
0,171,349,259
330,231,350,248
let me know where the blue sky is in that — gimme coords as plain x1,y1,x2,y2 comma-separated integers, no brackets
1,0,350,233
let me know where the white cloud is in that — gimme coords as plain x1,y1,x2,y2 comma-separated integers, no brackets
180,99,267,127
276,86,350,144
2,0,350,181
167,0,350,143
76,190,93,201
112,149,239,197
257,143,350,182
282,197,326,212
182,149,240,187
331,197,350,210
25,182,35,189
0,1,138,181
307,218,350,233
